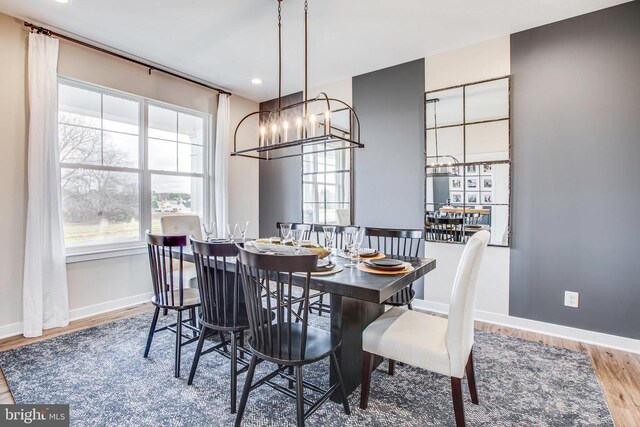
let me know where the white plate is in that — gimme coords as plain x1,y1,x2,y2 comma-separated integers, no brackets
359,248,377,256
317,258,330,268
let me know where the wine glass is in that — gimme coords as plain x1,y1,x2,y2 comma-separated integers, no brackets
343,228,355,256
239,221,249,242
323,226,336,253
347,230,364,268
226,223,238,242
202,221,216,241
291,229,304,255
280,223,292,242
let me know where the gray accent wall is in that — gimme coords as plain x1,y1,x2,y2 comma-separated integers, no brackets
258,92,303,237
353,59,426,297
509,1,640,339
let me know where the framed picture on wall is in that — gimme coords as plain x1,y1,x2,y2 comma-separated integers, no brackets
482,192,493,204
467,193,478,204
466,177,478,189
482,164,492,174
451,192,463,204
450,178,462,189
466,164,477,174
482,178,493,189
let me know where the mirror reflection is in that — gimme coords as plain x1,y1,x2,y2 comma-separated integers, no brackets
425,76,511,246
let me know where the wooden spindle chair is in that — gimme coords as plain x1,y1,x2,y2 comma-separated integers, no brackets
144,232,201,378
187,238,272,414
234,247,351,427
425,217,464,243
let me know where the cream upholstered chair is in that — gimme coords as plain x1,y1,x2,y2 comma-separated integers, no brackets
360,230,490,427
160,214,202,288
160,214,203,240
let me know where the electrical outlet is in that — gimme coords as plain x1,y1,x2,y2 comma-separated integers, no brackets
564,291,579,308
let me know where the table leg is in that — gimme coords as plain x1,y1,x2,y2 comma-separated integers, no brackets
330,294,384,403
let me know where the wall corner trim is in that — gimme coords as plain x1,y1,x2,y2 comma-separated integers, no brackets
413,299,640,355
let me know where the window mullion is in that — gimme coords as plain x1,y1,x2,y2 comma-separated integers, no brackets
141,99,151,238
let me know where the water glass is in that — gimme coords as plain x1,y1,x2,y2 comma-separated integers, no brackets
291,229,304,254
280,223,292,241
202,221,216,241
343,229,355,255
347,230,364,267
323,226,336,253
226,223,238,242
239,221,249,242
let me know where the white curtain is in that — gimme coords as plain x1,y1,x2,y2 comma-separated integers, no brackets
23,33,69,337
213,93,230,237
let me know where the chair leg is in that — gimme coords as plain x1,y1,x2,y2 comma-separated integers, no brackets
360,350,374,410
388,359,396,375
295,290,305,323
318,294,324,316
187,325,208,385
451,377,466,427
288,366,294,389
466,349,479,405
189,307,197,338
175,310,183,378
144,307,160,358
331,352,351,415
295,366,305,427
230,332,238,414
219,331,229,352
238,330,246,360
235,355,258,427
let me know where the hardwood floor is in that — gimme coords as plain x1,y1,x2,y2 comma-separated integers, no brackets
0,304,638,426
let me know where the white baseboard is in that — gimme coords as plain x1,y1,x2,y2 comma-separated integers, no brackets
412,299,640,355
0,292,153,340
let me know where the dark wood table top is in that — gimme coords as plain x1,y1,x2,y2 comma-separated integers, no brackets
172,243,436,304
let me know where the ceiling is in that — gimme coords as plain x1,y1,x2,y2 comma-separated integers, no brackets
0,0,631,102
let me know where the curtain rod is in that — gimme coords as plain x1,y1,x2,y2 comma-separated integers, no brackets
24,21,232,96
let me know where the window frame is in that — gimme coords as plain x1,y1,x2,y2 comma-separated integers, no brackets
300,108,355,225
58,77,212,262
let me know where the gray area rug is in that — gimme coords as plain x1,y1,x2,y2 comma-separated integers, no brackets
0,311,612,426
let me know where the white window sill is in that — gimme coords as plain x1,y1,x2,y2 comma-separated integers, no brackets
65,246,147,264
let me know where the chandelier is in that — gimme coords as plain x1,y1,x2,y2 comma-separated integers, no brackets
231,0,364,160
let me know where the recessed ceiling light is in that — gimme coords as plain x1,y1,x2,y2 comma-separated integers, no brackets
53,0,70,3
251,78,263,85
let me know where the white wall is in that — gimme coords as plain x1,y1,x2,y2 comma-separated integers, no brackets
0,12,259,337
423,36,511,315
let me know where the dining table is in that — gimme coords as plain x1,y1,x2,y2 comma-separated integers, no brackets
172,241,436,403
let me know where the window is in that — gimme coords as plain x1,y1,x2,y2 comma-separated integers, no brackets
302,109,353,225
58,79,209,253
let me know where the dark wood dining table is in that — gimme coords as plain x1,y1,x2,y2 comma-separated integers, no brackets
173,243,436,402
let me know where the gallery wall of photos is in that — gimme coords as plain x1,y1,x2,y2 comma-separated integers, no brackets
449,164,494,206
